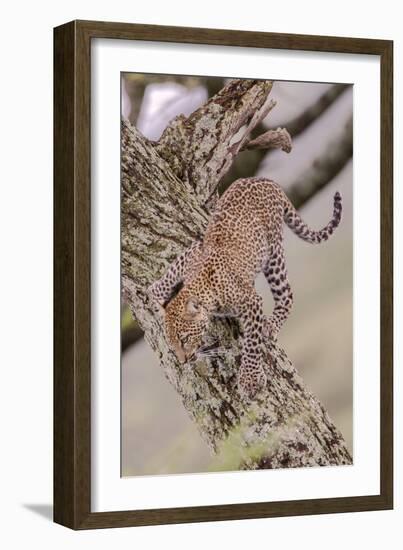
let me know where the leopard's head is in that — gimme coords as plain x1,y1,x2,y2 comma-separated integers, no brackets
163,290,209,364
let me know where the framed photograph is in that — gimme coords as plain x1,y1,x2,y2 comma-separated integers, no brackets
54,20,393,529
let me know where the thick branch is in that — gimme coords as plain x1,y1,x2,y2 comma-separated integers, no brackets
121,80,352,469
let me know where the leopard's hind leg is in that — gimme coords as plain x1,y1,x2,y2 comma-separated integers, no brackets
262,245,294,340
236,290,267,399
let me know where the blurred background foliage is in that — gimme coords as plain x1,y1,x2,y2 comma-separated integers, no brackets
121,74,353,477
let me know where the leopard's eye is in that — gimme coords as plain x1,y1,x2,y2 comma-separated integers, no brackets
181,334,190,345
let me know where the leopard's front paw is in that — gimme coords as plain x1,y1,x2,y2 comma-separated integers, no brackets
237,363,267,400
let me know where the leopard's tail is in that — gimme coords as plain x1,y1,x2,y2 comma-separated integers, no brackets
282,191,342,244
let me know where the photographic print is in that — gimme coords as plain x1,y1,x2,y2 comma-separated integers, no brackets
121,74,353,477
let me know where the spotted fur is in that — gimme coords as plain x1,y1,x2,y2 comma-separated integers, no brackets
150,177,342,398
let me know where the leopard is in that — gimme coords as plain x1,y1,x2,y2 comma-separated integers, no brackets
149,177,342,399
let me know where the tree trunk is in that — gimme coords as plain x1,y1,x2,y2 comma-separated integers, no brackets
121,79,352,469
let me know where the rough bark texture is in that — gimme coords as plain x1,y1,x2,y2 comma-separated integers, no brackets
122,79,352,469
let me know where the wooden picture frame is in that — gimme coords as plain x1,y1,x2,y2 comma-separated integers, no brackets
54,19,393,529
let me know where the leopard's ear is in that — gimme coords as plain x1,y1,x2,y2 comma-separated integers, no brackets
183,296,203,320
